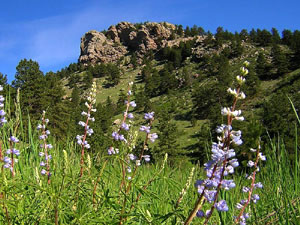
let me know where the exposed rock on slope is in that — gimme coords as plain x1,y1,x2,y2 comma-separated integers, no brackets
79,22,195,65
79,30,127,65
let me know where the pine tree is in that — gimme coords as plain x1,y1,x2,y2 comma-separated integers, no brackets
43,72,71,139
271,44,289,77
282,29,293,46
190,25,198,37
176,25,184,37
152,107,180,161
256,52,270,80
12,59,45,122
271,28,281,44
185,26,191,37
105,63,121,86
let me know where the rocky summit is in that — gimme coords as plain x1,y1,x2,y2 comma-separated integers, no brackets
79,21,207,65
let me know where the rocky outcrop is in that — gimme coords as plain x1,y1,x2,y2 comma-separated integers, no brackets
79,22,207,65
79,30,127,65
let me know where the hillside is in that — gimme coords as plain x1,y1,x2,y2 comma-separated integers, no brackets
4,22,300,163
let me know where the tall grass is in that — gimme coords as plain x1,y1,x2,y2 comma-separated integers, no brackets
0,83,299,224
0,117,299,224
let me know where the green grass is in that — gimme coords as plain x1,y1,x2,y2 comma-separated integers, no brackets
0,118,299,224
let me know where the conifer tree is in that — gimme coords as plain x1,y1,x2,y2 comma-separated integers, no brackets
153,106,180,161
256,52,270,80
271,44,289,77
13,59,45,122
271,27,281,44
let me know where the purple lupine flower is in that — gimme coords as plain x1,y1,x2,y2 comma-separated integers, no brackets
254,182,263,189
221,179,236,190
229,158,239,167
140,126,151,133
12,149,20,156
144,112,155,120
121,122,130,131
10,136,19,143
40,161,46,167
129,101,136,107
127,113,134,119
196,210,205,218
87,128,94,136
0,88,7,127
112,131,119,141
0,110,6,116
41,169,47,175
143,155,150,162
4,156,11,164
215,200,229,212
78,121,86,127
149,133,158,143
204,190,217,203
252,194,260,203
39,135,46,140
118,134,126,142
242,186,250,193
45,155,52,161
129,154,136,161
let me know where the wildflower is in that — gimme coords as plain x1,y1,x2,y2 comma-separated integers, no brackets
236,75,246,85
9,136,19,143
140,125,151,133
242,186,250,193
127,113,134,119
129,101,136,107
121,122,130,131
215,200,229,212
77,82,97,178
37,111,53,183
0,85,6,127
5,136,20,176
136,160,141,166
142,155,151,162
149,133,158,143
250,194,260,204
258,153,266,161
247,160,255,167
254,182,263,189
144,112,155,120
129,154,136,161
41,169,47,175
196,210,205,218
185,62,252,225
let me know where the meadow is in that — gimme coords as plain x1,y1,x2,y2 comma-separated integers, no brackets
0,64,300,225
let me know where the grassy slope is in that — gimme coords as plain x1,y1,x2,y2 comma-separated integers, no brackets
60,57,300,160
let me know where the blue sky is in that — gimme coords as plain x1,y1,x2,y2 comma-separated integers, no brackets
0,0,299,82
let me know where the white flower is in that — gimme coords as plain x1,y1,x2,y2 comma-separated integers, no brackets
236,75,246,84
247,160,255,167
259,153,266,161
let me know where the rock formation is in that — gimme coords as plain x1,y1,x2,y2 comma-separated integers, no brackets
79,22,209,65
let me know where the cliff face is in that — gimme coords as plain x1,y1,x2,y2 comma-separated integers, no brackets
79,22,203,65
